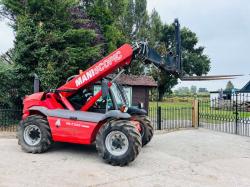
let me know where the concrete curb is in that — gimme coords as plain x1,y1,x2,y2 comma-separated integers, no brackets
0,132,16,139
0,128,196,139
154,127,195,134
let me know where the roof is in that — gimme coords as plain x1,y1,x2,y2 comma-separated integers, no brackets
241,81,250,91
116,74,157,87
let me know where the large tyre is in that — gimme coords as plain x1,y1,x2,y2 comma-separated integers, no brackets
17,115,53,153
132,115,154,147
96,120,142,166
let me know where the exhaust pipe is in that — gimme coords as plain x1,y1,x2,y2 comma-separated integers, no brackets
34,73,40,93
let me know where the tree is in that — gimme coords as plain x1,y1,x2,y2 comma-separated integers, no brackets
148,9,163,46
0,60,19,107
0,0,211,105
173,87,191,96
118,0,150,74
198,88,208,93
88,0,150,75
190,85,197,94
225,81,234,91
0,48,14,64
87,0,127,53
150,20,211,101
0,0,103,106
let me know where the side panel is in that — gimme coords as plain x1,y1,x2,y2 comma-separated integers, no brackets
48,117,98,144
23,93,64,119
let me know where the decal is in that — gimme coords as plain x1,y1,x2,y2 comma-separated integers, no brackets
66,121,90,128
55,119,61,128
75,51,123,87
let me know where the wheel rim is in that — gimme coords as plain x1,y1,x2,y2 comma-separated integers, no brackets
105,131,129,156
23,125,41,146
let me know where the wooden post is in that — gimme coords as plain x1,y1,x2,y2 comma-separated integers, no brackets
192,99,199,128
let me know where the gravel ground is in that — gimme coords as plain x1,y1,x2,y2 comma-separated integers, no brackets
0,129,250,187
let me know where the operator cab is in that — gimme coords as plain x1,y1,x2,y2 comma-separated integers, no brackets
68,81,127,113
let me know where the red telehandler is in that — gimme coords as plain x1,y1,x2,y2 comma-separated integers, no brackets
17,19,182,166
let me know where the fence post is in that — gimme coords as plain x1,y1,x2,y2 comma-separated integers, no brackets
235,93,238,134
192,100,199,128
157,106,162,130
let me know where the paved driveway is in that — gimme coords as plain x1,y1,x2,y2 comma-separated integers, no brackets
0,129,250,187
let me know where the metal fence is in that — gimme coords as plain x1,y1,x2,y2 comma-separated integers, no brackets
148,106,193,130
199,92,250,136
0,106,194,132
0,108,22,132
3,95,249,136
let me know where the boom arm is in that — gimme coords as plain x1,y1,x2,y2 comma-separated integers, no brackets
55,19,182,110
58,44,134,95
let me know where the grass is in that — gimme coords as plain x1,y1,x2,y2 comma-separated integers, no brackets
149,102,192,120
149,100,250,122
149,101,192,108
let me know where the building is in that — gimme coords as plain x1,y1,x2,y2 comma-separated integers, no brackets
241,81,250,92
209,80,250,110
210,80,250,100
198,87,208,93
116,74,157,112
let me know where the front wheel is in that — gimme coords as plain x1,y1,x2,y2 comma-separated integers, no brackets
96,120,142,166
132,115,154,146
17,115,53,153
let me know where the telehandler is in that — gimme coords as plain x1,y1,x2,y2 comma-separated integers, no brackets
17,19,182,166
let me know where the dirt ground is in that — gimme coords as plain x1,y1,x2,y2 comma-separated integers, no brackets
0,129,250,187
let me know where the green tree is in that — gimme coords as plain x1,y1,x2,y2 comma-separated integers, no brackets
225,81,234,91
148,9,162,46
0,0,211,105
0,60,19,107
87,0,150,75
0,48,14,64
190,85,197,94
123,0,149,75
150,20,211,101
0,0,102,106
87,0,127,53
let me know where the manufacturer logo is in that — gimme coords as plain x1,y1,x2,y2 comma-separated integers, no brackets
75,51,123,87
55,119,61,128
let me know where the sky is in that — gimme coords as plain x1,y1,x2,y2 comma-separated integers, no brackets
0,20,14,54
147,0,250,91
0,0,250,91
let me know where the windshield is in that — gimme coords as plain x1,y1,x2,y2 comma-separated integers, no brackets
110,83,127,107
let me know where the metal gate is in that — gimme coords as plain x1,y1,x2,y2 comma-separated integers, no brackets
199,91,250,136
148,106,193,130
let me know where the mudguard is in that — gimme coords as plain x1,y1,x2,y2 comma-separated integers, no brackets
29,106,48,116
103,110,131,121
28,106,131,123
127,107,147,116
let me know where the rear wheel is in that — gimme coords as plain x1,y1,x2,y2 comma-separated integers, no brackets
17,115,53,153
96,120,142,166
132,115,154,146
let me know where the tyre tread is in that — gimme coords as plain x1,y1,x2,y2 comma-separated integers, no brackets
17,115,53,154
96,119,142,166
